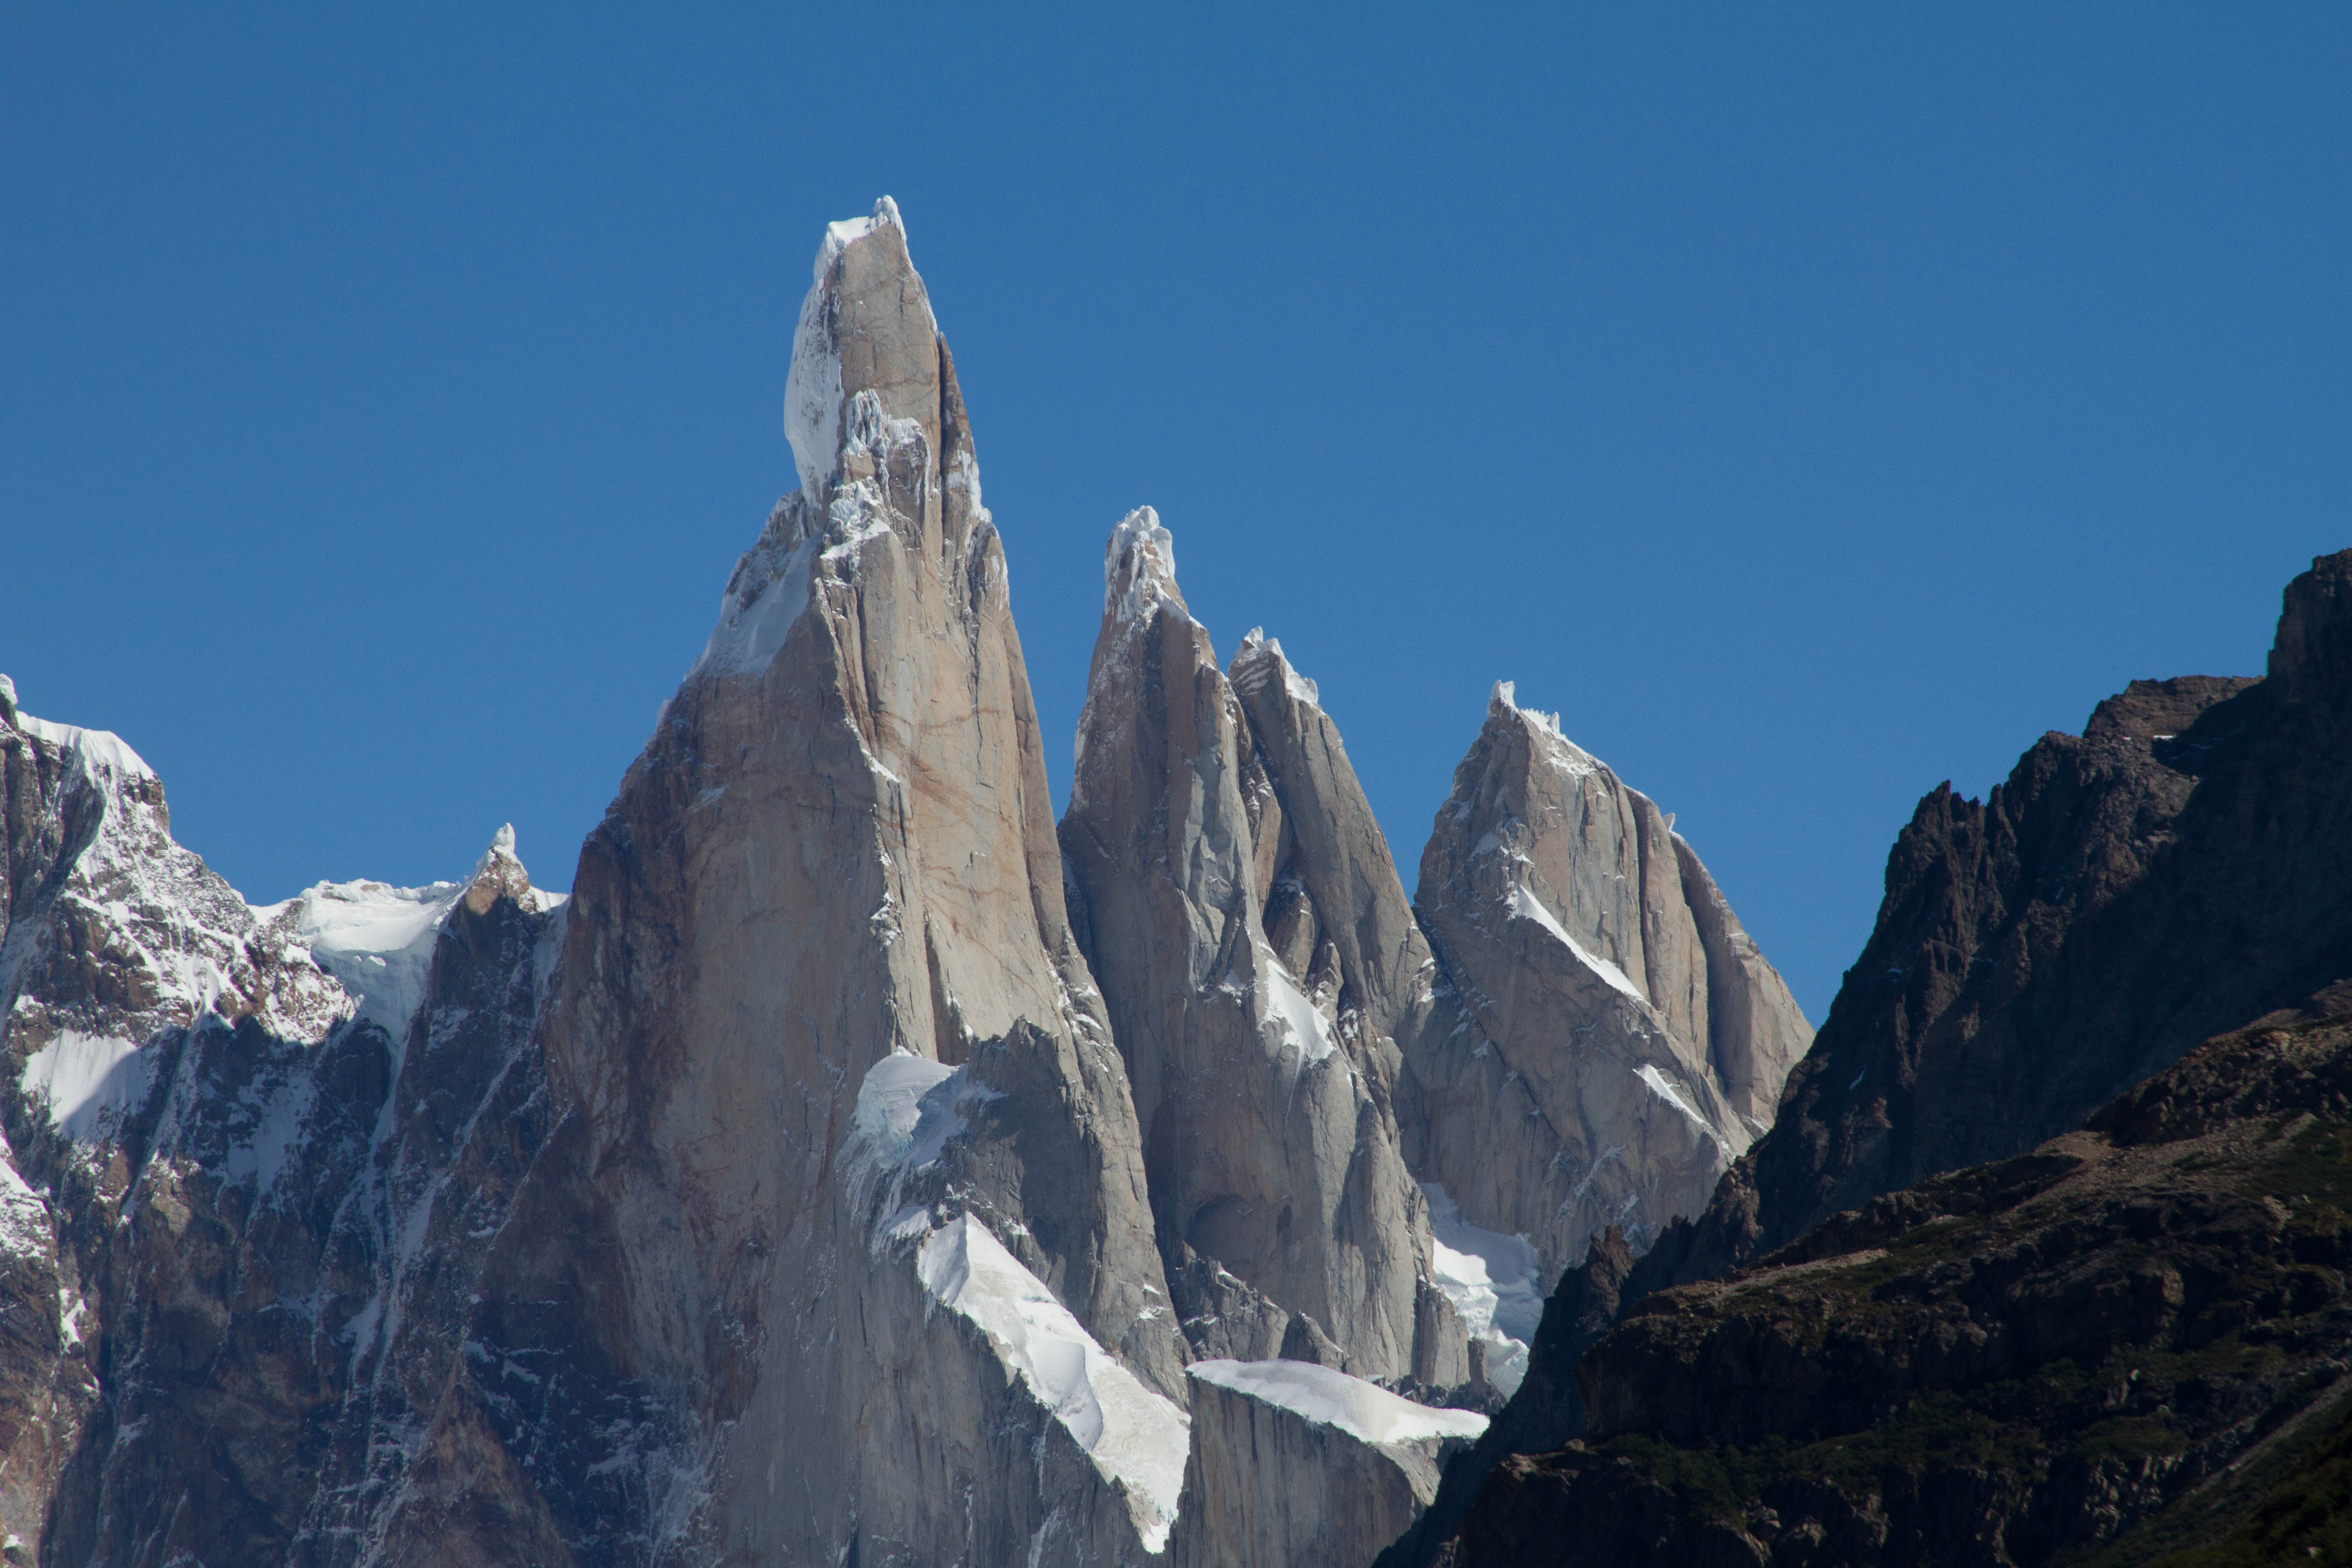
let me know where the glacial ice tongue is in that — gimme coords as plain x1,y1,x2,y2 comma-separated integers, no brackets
1187,1359,1487,1447
916,1215,1191,1553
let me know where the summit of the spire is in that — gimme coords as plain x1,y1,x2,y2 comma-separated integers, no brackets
463,823,534,915
1230,627,1321,709
783,196,939,504
1102,507,1186,625
809,195,906,286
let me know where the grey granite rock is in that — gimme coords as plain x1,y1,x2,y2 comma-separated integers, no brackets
1059,512,1448,1387
1171,1358,1485,1568
375,199,1191,1565
1404,682,1812,1271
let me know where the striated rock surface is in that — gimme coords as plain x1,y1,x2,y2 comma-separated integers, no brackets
1403,681,1811,1274
1173,1359,1485,1568
1059,511,1458,1389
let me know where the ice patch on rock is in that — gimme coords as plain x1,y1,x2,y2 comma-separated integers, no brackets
692,514,820,680
1104,507,1185,624
24,1030,148,1142
1232,627,1320,708
1265,960,1337,1064
1506,886,1646,1003
851,1049,959,1165
1188,1358,1488,1446
1635,1062,1717,1142
917,1214,1191,1552
271,880,462,1043
784,196,911,502
1421,1182,1542,1397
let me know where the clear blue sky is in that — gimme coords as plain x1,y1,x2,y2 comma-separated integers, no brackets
4,5,2345,1020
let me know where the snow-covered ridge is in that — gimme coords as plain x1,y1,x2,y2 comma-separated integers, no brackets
3,693,351,1049
255,879,460,1044
14,710,156,783
916,1214,1192,1552
1490,679,1606,783
1188,1359,1488,1447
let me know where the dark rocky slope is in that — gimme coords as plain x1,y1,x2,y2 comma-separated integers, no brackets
1646,549,2352,1289
1458,1008,2352,1566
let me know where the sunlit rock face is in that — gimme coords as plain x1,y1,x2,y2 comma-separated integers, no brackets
1402,681,1811,1273
0,198,1824,1568
1059,512,1469,1394
367,200,1192,1566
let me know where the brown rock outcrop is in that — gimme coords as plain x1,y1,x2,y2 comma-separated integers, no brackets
1639,549,2352,1296
1456,1009,2352,1568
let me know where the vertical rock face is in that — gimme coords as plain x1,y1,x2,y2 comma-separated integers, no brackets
1171,1360,1485,1568
370,201,1190,1566
1060,512,1456,1388
0,200,1833,1566
1404,682,1811,1268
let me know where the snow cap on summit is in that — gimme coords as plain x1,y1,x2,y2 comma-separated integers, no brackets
1490,679,1566,738
784,196,927,503
1104,506,1185,623
464,823,533,915
811,195,904,284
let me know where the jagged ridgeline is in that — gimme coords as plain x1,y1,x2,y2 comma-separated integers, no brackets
1412,548,2352,1568
0,201,1807,1567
